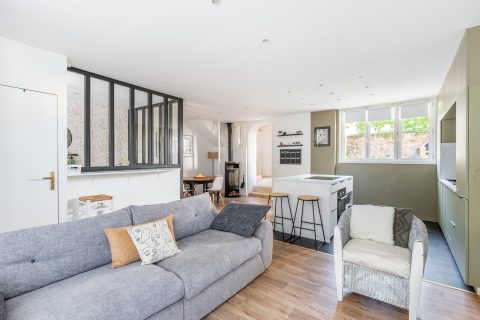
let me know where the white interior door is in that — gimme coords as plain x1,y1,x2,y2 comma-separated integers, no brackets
0,85,59,233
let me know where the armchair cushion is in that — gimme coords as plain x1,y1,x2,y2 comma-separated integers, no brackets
393,208,413,248
350,205,395,245
343,239,412,279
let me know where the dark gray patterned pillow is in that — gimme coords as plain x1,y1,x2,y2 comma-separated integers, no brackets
394,208,413,248
210,203,270,237
0,292,5,320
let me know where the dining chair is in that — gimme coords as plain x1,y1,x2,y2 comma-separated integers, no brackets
207,176,224,205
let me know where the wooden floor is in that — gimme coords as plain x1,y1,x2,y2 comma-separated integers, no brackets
205,240,480,320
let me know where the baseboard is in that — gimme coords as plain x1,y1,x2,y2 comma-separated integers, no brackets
418,216,438,223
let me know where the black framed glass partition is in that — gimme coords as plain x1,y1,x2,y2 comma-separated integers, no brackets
67,67,183,172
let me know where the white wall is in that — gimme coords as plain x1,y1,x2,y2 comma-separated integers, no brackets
0,36,69,221
272,113,311,183
256,124,272,176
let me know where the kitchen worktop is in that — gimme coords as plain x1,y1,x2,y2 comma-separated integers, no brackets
275,174,352,184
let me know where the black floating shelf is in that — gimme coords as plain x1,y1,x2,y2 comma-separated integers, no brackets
277,145,303,147
277,133,303,137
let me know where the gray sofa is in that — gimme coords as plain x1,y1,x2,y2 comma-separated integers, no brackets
0,193,273,320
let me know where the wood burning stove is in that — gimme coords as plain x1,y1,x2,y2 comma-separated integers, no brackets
225,162,240,198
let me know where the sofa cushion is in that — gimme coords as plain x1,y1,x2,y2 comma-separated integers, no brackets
131,193,217,241
157,229,262,299
210,203,270,237
0,208,132,299
350,205,395,245
5,263,184,320
343,238,411,279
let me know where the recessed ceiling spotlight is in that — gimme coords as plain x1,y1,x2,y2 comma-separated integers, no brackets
262,38,270,44
318,84,324,87
212,0,221,5
370,93,375,96
329,92,334,95
365,85,369,89
358,75,364,79
337,98,342,101
287,90,291,93
310,103,314,106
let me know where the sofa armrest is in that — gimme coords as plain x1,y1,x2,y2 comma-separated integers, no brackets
253,220,273,269
337,207,352,247
408,216,428,269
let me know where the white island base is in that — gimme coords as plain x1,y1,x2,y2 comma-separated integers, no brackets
272,174,353,243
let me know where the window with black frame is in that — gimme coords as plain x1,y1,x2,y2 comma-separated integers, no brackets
66,68,183,172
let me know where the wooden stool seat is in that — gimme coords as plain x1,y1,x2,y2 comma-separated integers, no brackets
269,192,289,198
298,195,319,201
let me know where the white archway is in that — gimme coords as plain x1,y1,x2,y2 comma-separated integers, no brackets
246,121,272,194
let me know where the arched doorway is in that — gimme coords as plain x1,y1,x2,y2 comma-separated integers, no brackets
255,124,272,187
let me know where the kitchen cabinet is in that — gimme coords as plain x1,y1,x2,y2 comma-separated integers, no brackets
438,181,468,281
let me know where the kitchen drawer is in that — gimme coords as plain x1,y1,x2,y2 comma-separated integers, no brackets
330,209,337,237
330,192,337,210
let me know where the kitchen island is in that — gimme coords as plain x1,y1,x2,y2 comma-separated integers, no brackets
272,174,353,243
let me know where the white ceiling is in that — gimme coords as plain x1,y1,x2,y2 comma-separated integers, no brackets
1,0,479,121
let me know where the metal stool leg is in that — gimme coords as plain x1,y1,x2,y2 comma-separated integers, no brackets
286,196,296,239
272,197,278,231
316,200,326,245
280,197,285,241
265,195,271,220
290,199,300,242
311,200,320,250
299,200,305,240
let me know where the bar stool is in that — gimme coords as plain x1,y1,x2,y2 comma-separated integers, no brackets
290,195,325,250
267,192,296,242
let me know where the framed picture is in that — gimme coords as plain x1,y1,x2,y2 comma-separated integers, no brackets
314,126,330,147
183,135,193,157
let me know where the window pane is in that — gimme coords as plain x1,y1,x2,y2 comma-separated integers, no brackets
114,84,130,166
153,95,165,165
400,103,430,160
134,90,149,164
169,98,179,165
67,72,85,166
90,78,110,167
368,107,394,159
344,110,366,160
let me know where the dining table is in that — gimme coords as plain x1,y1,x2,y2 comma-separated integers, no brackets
183,176,216,194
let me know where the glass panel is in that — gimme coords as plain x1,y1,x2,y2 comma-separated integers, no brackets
90,78,110,167
134,90,149,164
67,72,85,166
114,84,130,166
400,103,430,160
344,110,366,160
368,107,394,159
169,98,179,165
153,94,165,165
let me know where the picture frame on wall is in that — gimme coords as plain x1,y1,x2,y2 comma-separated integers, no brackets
314,126,330,147
183,135,193,157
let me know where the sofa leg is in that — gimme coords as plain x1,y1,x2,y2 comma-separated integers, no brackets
409,241,424,320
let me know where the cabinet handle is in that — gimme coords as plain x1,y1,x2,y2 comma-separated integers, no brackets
450,220,456,228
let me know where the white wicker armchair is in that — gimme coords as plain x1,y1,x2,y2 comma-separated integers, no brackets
334,207,428,320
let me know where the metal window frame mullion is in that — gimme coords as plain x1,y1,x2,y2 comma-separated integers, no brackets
84,75,91,168
109,81,115,167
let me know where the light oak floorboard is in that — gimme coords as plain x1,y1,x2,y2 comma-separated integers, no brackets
205,241,480,320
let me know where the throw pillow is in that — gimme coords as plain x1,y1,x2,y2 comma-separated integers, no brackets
127,218,181,265
0,292,5,320
394,208,413,248
105,214,176,268
210,203,270,237
104,226,140,268
350,205,395,245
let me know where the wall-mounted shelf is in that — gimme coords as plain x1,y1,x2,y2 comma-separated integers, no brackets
277,133,303,137
277,145,303,147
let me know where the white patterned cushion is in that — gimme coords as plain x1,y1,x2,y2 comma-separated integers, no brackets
127,219,181,265
343,238,411,278
350,205,395,245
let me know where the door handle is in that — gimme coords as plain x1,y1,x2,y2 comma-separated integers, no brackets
42,171,55,191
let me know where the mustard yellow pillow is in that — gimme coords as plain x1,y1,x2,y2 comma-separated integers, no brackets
105,214,176,268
